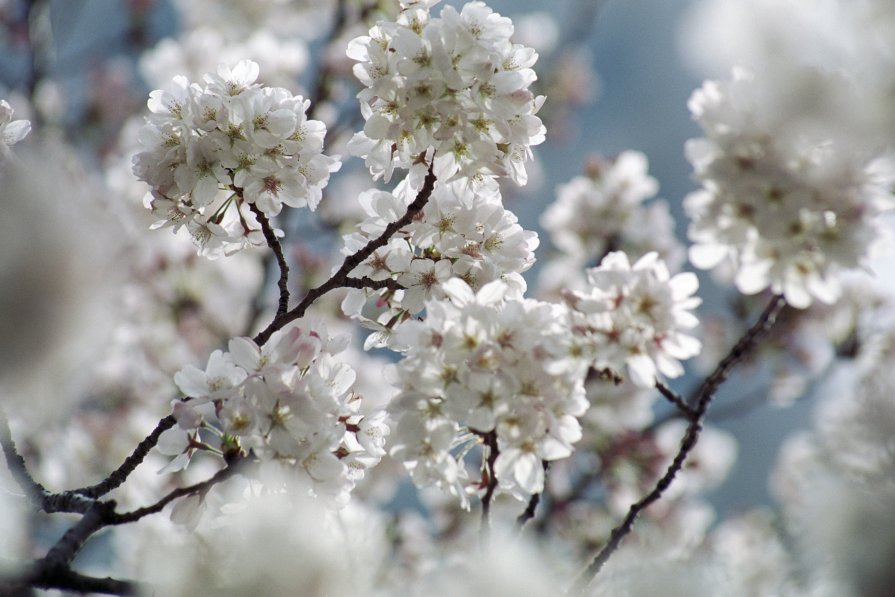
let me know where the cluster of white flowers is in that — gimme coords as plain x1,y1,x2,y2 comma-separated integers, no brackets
0,99,31,158
132,60,340,258
563,252,701,388
537,151,684,299
164,319,388,505
346,0,545,184
388,279,589,504
684,69,895,308
341,178,537,344
541,151,683,269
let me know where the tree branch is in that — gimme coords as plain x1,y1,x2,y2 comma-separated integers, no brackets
570,295,787,593
253,164,437,346
109,456,254,525
479,430,500,541
342,276,405,292
516,460,549,531
655,381,694,420
25,568,142,596
72,414,176,499
1,410,48,506
250,204,291,319
42,501,116,568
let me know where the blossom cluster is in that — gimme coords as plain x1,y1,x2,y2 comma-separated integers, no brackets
563,252,702,388
538,151,684,298
541,151,682,267
684,69,895,308
165,319,388,505
388,279,589,503
341,178,538,345
0,99,31,158
132,60,340,258
346,1,545,184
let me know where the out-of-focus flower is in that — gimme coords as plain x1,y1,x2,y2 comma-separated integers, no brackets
538,151,685,299
0,144,118,424
0,99,30,158
684,68,895,308
131,475,385,597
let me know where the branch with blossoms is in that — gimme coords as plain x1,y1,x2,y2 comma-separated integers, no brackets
3,0,895,595
569,294,787,594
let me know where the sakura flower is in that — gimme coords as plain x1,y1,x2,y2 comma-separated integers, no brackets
167,321,388,505
173,349,247,402
133,60,340,257
389,279,590,503
684,68,895,308
565,251,702,387
0,100,31,158
347,1,545,184
342,178,537,338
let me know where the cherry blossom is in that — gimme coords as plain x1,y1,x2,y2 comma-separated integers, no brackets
0,100,30,158
167,320,387,506
684,69,895,308
133,60,340,257
346,1,545,184
389,279,589,502
564,251,702,388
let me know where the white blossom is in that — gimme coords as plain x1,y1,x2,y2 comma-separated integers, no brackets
342,177,537,345
389,279,589,503
133,60,340,258
167,320,387,505
684,69,895,308
0,99,30,158
564,251,702,388
346,1,545,184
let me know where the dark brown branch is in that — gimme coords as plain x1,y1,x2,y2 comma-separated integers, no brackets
26,569,141,596
1,411,97,514
342,276,405,291
109,456,254,525
253,164,437,346
655,381,694,419
42,501,116,568
1,409,48,506
73,414,176,499
570,295,787,593
250,204,291,319
479,430,500,539
516,460,549,530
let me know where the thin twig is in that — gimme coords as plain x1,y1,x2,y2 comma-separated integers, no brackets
108,456,254,525
516,460,549,530
250,204,291,319
1,409,48,506
479,430,500,542
570,295,787,593
655,381,694,419
253,164,437,346
73,414,176,499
